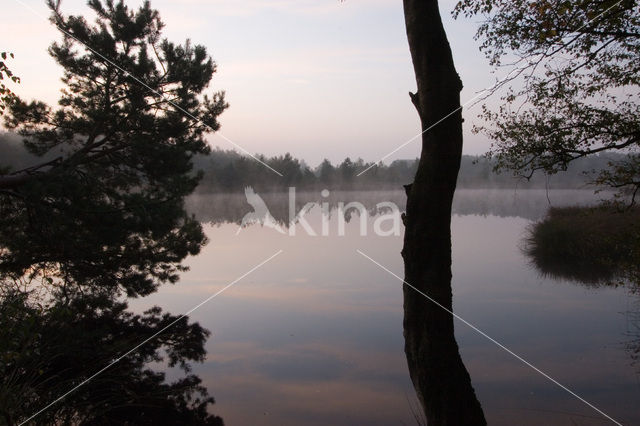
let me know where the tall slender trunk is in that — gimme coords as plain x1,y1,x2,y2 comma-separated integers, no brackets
401,1,486,424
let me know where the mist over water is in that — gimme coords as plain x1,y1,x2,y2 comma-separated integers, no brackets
186,188,614,225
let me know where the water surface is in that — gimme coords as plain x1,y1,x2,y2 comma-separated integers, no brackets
130,189,640,425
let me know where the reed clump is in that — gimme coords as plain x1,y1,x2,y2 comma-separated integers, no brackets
525,205,640,287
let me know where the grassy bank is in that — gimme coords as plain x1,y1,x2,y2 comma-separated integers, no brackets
525,205,640,287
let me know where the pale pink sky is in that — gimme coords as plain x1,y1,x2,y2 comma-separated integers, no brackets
4,0,500,166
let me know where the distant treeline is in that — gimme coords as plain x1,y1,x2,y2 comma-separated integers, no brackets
192,148,621,192
0,131,623,192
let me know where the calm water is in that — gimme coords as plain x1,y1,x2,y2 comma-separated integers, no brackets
129,189,640,425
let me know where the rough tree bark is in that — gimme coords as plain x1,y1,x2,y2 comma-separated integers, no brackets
401,1,486,424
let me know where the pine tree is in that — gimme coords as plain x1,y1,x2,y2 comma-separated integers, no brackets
0,0,228,298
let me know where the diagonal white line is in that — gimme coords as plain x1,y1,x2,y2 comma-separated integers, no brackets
356,103,465,176
19,249,284,426
357,0,626,177
12,0,283,177
356,249,623,426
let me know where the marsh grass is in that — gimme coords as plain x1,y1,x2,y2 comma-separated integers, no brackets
525,205,640,287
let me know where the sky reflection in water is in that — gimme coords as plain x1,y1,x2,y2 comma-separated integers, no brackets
129,189,640,426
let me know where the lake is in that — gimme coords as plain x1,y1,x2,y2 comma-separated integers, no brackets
129,189,640,425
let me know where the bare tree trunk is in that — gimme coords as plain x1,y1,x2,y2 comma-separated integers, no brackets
401,1,486,424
